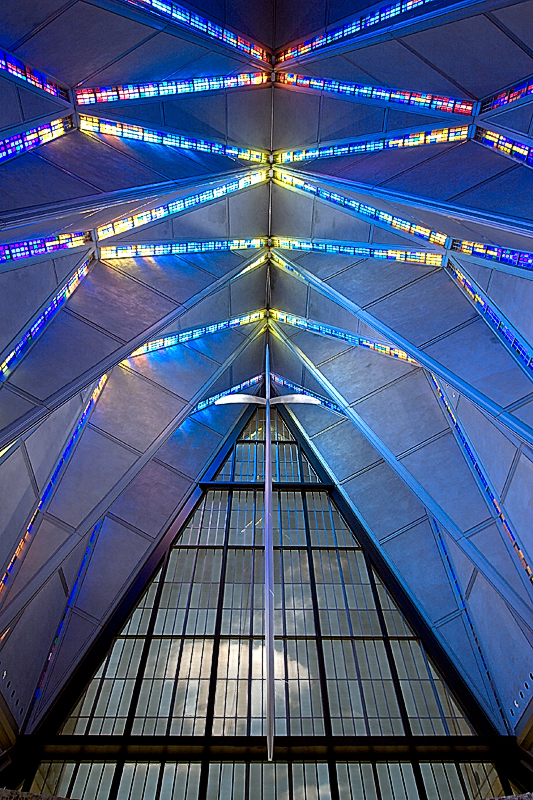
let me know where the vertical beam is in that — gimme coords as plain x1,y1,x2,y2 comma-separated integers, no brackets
264,343,275,761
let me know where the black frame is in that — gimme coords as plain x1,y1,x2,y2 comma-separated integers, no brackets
5,404,532,795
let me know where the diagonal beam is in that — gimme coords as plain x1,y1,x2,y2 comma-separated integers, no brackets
273,171,448,247
480,74,533,115
274,0,489,65
272,319,533,633
275,72,475,117
273,126,470,164
0,321,268,634
0,165,254,233
110,0,271,64
271,250,533,448
281,164,533,238
429,374,533,586
75,72,270,106
0,117,75,166
446,257,533,379
97,168,268,240
0,49,69,101
0,247,267,448
79,114,269,164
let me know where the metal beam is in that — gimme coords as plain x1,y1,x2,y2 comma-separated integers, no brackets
272,319,533,634
271,251,533,449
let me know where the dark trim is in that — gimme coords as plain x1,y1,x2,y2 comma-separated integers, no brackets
200,481,335,490
25,733,521,761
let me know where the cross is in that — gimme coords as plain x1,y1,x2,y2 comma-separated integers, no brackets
215,343,322,761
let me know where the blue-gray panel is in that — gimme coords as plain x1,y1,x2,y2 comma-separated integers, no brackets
271,184,313,237
228,184,269,237
453,162,533,221
0,447,35,565
108,460,191,538
290,330,351,366
270,266,309,316
344,39,464,96
296,54,378,85
90,365,184,452
286,251,364,280
6,517,71,603
13,2,154,86
171,49,249,78
87,32,211,85
312,419,382,479
66,261,176,342
381,141,511,201
173,284,231,330
329,258,438,308
424,317,533,409
25,393,85,492
386,109,448,130
319,97,385,141
0,257,57,349
0,386,37,430
0,0,68,49
402,15,533,98
163,93,227,140
105,255,214,305
312,200,372,241
291,402,339,437
227,87,272,149
312,142,454,185
226,0,273,47
368,269,476,348
319,347,415,404
186,328,249,366
74,517,151,619
179,251,245,279
97,102,164,126
307,285,362,332
343,461,427,539
273,88,321,150
274,0,325,48
488,269,533,346
8,312,118,402
382,520,458,621
46,426,138,529
230,264,267,316
171,197,230,239
156,416,222,477
18,86,65,123
488,104,533,136
0,572,68,717
491,0,533,53
0,77,22,130
356,369,448,456
0,152,98,212
40,132,168,192
128,342,220,401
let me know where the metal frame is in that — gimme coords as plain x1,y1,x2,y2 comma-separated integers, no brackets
6,403,531,795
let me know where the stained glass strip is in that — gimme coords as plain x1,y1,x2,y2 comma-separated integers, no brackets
277,72,474,115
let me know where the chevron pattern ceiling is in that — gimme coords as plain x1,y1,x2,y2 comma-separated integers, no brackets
1,0,533,749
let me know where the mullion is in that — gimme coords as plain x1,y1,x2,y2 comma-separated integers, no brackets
367,558,431,800
301,490,341,800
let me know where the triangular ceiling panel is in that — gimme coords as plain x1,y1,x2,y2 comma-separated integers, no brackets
2,0,533,791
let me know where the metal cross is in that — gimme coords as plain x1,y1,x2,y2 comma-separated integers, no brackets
215,343,321,760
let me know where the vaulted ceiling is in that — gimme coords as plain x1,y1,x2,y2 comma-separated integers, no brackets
1,0,533,748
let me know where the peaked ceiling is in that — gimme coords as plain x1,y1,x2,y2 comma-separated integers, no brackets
1,0,533,747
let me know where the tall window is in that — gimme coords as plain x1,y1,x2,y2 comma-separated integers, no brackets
30,410,511,800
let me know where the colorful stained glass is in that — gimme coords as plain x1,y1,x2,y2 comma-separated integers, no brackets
275,126,469,162
76,73,269,104
277,72,474,115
